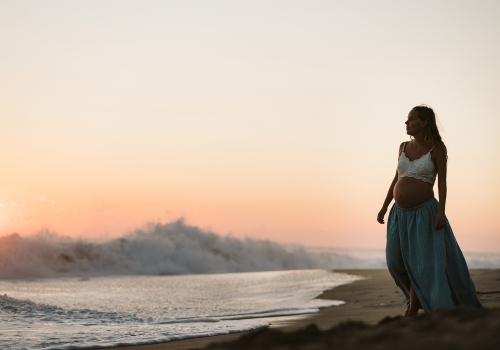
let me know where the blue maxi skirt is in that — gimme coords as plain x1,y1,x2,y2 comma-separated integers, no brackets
386,198,483,312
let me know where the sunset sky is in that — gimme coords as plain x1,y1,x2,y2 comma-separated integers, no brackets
1,0,499,252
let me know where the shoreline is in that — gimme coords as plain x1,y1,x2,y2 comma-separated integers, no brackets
110,269,500,349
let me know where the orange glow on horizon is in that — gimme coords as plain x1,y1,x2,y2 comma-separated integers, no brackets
1,1,499,253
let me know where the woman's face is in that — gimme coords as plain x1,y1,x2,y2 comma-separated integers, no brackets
405,110,426,136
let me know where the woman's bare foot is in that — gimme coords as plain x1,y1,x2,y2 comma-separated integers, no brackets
409,284,421,315
405,310,418,317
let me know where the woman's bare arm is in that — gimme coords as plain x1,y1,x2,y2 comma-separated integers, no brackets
377,143,405,224
433,145,448,229
377,170,398,224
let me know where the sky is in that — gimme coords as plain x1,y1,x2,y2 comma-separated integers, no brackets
1,0,499,252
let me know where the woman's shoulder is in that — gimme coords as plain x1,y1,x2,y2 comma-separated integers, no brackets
431,142,447,153
397,141,407,157
430,142,447,162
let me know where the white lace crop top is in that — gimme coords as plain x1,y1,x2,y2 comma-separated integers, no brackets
397,142,437,184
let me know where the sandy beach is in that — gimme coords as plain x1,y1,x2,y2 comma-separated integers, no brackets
112,269,500,349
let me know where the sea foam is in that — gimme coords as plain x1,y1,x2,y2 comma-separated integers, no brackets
0,220,380,279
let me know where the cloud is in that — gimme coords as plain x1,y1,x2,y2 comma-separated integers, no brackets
9,201,16,206
38,197,46,202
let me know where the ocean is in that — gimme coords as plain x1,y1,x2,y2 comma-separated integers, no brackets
0,270,361,349
1,220,499,349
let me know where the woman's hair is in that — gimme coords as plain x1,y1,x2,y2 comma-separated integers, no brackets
412,105,447,160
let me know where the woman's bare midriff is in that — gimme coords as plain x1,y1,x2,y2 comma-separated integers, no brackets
393,177,434,208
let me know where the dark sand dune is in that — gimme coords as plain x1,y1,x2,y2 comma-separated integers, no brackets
208,307,500,350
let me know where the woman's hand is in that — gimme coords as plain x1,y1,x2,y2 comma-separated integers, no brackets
435,210,447,230
377,207,387,224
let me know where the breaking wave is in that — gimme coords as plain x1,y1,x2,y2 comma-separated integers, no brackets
1,219,498,279
0,220,382,279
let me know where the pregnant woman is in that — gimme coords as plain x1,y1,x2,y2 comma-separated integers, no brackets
377,105,483,317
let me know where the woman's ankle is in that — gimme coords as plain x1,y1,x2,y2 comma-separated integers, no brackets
405,309,418,317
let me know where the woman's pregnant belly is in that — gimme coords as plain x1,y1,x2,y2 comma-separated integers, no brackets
393,177,434,208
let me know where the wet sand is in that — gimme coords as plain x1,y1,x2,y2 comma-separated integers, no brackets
113,269,500,350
